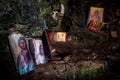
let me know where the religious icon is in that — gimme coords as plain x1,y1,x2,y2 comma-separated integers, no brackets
8,27,35,75
87,20,100,32
28,38,46,65
87,7,104,25
110,31,118,38
54,32,67,42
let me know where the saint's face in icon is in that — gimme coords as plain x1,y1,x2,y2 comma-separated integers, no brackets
18,37,27,50
94,10,99,16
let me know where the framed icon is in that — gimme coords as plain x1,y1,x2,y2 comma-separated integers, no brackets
28,38,46,65
8,31,35,75
87,7,104,25
47,32,67,42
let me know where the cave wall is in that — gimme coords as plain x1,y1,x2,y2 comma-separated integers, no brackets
0,0,120,80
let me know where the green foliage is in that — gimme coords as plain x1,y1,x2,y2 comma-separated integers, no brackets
0,0,52,30
76,64,82,78
64,68,75,80
15,24,43,37
52,2,60,11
